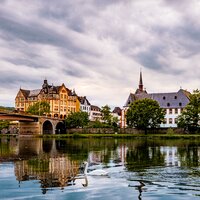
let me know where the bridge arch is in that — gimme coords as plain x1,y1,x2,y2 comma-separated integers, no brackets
42,139,53,153
42,120,53,134
55,121,66,134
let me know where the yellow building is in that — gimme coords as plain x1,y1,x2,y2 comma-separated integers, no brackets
15,79,80,119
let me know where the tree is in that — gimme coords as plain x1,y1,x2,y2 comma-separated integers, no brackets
126,98,165,134
177,90,200,133
101,105,112,124
65,111,89,128
0,120,10,131
27,101,50,116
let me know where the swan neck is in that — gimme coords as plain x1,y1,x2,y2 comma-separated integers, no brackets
84,162,88,174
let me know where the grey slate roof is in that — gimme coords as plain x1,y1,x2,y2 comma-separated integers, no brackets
124,89,190,108
29,89,41,97
20,89,30,98
78,96,91,105
91,105,100,111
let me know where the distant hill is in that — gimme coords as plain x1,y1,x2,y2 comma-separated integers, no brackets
0,106,15,111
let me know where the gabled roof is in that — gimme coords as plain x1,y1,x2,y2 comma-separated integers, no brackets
124,89,191,108
179,89,191,99
29,89,41,97
78,96,91,105
91,105,101,111
124,92,150,107
149,89,190,108
112,107,122,116
20,89,30,98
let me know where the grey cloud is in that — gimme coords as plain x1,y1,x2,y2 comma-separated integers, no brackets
0,71,41,89
5,58,47,69
0,16,95,57
63,67,88,78
0,16,67,46
135,45,166,70
0,0,199,107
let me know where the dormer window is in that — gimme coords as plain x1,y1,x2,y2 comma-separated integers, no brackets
174,96,177,99
179,102,182,107
167,103,170,107
163,96,166,100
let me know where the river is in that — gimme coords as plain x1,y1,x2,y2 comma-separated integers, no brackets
0,136,200,199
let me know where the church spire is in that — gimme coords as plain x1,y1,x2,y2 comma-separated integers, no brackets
139,69,143,92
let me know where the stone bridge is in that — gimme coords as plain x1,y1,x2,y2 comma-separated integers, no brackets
0,111,66,135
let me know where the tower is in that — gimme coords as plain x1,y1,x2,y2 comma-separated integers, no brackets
135,70,146,94
139,70,143,92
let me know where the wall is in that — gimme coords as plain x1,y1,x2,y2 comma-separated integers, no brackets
19,122,41,135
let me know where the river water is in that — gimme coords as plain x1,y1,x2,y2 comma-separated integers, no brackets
0,136,200,200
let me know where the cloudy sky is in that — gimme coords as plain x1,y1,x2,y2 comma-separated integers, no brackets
0,0,200,108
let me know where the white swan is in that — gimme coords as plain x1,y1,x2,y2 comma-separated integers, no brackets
83,161,108,176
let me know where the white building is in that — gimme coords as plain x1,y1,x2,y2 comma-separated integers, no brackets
121,72,190,128
78,96,91,115
89,105,102,121
112,107,122,126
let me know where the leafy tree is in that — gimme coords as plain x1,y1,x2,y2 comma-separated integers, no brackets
0,120,10,131
177,90,200,133
101,105,112,124
126,98,165,134
27,101,50,116
65,111,89,128
87,120,112,128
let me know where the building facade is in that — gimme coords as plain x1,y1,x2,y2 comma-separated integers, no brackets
15,80,80,119
89,105,102,121
121,72,190,128
78,96,91,115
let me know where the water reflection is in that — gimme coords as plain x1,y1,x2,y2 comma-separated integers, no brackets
128,181,146,200
1,137,200,199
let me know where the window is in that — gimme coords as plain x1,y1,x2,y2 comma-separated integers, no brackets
175,108,178,114
179,102,182,107
163,118,167,124
174,96,177,99
163,96,166,100
169,118,173,124
167,103,170,107
175,118,178,124
169,108,173,114
54,106,58,111
180,108,184,113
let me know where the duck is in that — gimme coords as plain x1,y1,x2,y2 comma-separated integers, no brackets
83,161,108,176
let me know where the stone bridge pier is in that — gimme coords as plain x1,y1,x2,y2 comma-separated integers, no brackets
19,117,66,135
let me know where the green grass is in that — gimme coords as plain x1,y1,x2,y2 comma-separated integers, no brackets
34,133,200,139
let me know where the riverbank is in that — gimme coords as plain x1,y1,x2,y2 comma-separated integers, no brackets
34,133,200,139
1,128,200,139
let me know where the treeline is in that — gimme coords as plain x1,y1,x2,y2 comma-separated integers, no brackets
0,106,15,111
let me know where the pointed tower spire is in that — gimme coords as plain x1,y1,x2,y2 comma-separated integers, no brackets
139,69,143,92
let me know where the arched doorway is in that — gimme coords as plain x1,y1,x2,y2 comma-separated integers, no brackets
43,120,53,134
55,122,66,134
